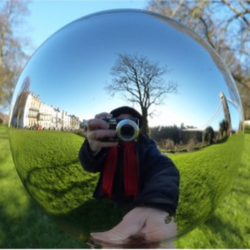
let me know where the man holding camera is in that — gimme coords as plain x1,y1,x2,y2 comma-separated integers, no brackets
79,106,180,248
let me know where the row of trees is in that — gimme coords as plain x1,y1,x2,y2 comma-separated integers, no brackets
150,119,229,147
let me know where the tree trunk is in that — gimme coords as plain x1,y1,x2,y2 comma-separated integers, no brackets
140,107,149,136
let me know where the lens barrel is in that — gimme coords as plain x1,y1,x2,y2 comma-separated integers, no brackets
116,119,139,141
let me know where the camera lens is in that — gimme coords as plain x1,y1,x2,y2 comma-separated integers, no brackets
116,119,139,141
121,125,134,138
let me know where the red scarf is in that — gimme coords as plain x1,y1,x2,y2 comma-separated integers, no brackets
102,142,138,198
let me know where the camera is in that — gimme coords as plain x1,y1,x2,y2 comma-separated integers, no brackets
102,118,139,142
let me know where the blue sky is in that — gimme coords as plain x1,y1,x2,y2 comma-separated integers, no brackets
27,0,148,52
13,0,242,131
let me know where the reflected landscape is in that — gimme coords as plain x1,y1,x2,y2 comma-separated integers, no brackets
9,9,244,248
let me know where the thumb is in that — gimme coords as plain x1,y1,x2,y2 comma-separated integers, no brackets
91,208,146,243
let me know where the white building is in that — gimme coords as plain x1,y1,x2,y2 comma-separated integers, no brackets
70,115,80,130
38,103,53,129
11,92,80,130
62,111,70,130
11,92,41,128
245,120,250,126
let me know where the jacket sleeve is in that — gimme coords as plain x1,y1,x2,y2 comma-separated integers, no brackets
78,139,108,173
132,140,180,216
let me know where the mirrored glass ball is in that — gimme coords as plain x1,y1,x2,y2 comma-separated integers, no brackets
9,9,245,248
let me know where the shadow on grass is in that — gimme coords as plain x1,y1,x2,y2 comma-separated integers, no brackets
0,187,89,248
216,135,230,144
0,134,8,139
15,160,127,244
0,126,88,248
47,198,127,242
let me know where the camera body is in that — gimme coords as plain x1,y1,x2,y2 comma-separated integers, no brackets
102,117,139,142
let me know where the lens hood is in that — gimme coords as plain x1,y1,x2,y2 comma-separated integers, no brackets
116,119,139,141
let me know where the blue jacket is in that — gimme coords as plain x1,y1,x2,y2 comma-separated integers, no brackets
78,134,180,215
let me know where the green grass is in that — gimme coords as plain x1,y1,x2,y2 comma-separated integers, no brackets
245,124,250,134
174,133,250,248
8,128,127,242
0,126,86,248
1,125,249,248
170,133,244,236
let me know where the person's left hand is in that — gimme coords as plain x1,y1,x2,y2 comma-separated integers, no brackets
89,207,177,248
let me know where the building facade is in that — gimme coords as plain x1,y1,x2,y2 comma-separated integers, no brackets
11,92,80,130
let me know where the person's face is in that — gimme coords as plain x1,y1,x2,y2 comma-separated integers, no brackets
117,113,133,119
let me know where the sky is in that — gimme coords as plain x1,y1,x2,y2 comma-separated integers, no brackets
13,0,243,131
26,0,148,52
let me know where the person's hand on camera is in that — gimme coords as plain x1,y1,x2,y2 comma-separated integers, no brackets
89,207,177,248
87,112,118,154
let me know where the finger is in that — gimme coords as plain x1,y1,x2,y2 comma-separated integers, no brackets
87,237,116,249
87,119,109,131
90,209,146,244
95,112,112,119
90,231,124,244
124,235,161,248
90,233,160,249
90,232,162,249
89,140,118,150
107,210,145,240
88,129,116,140
88,236,133,249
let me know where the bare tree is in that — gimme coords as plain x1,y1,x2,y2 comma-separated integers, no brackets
147,0,250,119
0,0,31,113
105,53,178,135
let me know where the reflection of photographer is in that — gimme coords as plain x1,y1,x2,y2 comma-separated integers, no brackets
78,106,180,248
101,116,139,142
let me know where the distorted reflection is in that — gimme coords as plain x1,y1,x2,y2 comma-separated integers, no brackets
11,77,80,131
8,9,245,248
105,53,178,135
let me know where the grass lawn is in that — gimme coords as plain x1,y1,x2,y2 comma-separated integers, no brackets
175,132,250,248
8,129,127,241
1,125,249,248
171,133,244,236
0,126,86,248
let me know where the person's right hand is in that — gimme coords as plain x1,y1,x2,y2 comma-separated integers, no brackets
87,112,118,154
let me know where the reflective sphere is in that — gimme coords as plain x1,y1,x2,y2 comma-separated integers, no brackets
9,9,244,248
